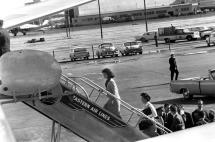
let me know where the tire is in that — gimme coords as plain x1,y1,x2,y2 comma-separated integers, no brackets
181,88,193,100
70,58,74,62
186,36,193,41
140,37,148,42
170,40,176,43
207,41,211,47
97,55,100,59
139,52,143,54
204,35,209,40
165,38,170,43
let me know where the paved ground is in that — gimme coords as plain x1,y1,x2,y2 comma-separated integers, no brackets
3,14,215,142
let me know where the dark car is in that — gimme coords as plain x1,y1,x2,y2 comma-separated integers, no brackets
96,43,119,59
120,41,143,56
70,47,90,61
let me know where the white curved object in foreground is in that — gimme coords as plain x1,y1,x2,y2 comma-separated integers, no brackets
0,105,16,142
137,123,215,142
0,50,62,96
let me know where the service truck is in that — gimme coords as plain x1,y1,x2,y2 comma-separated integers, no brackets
158,26,200,43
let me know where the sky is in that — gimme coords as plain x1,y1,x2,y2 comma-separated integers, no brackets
0,0,175,18
0,0,28,18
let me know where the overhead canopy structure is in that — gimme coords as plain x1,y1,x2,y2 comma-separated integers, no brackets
2,0,95,29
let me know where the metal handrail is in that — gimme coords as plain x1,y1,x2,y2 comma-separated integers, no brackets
60,75,89,99
79,76,172,133
61,74,172,134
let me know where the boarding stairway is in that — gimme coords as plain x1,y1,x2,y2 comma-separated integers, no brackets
60,74,172,134
0,74,172,142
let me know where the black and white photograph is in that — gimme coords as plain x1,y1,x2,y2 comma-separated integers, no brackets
0,0,215,142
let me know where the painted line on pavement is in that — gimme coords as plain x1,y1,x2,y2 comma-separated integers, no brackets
183,51,208,56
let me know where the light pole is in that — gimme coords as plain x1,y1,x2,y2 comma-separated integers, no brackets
97,0,103,40
143,0,148,32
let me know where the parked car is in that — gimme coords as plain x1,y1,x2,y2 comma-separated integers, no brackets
206,32,215,47
116,14,133,23
70,47,90,61
187,26,213,39
135,31,157,42
170,69,215,99
102,17,116,24
120,41,143,56
96,43,119,58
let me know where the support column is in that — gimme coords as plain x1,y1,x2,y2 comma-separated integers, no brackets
51,121,61,142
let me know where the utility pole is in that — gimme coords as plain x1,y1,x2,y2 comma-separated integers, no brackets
97,0,103,40
143,0,148,32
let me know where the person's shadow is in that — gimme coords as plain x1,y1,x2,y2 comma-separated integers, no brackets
152,96,215,105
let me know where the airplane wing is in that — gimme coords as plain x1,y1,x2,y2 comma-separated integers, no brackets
137,123,215,142
0,105,16,142
3,0,95,29
20,24,39,29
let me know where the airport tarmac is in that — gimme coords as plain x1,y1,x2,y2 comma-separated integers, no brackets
3,14,215,142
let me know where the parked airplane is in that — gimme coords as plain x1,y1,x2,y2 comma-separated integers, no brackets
10,17,67,36
10,23,50,36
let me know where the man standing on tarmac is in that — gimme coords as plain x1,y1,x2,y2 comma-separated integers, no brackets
169,53,179,81
0,19,10,57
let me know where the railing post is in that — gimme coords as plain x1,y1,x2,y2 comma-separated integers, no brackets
92,45,95,60
127,112,134,124
52,50,55,57
74,78,77,92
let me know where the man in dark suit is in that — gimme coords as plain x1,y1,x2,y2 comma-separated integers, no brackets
169,53,179,80
170,104,185,132
156,106,165,135
192,100,209,126
162,104,173,130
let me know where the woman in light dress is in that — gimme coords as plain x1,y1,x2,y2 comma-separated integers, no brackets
102,68,121,118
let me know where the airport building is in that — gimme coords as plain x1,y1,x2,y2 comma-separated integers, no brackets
69,3,198,26
173,0,215,9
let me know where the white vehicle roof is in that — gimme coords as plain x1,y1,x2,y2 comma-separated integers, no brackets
71,47,88,51
143,31,157,34
187,26,209,31
0,105,16,142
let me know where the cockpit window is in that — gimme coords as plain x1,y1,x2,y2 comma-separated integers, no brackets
100,43,113,48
